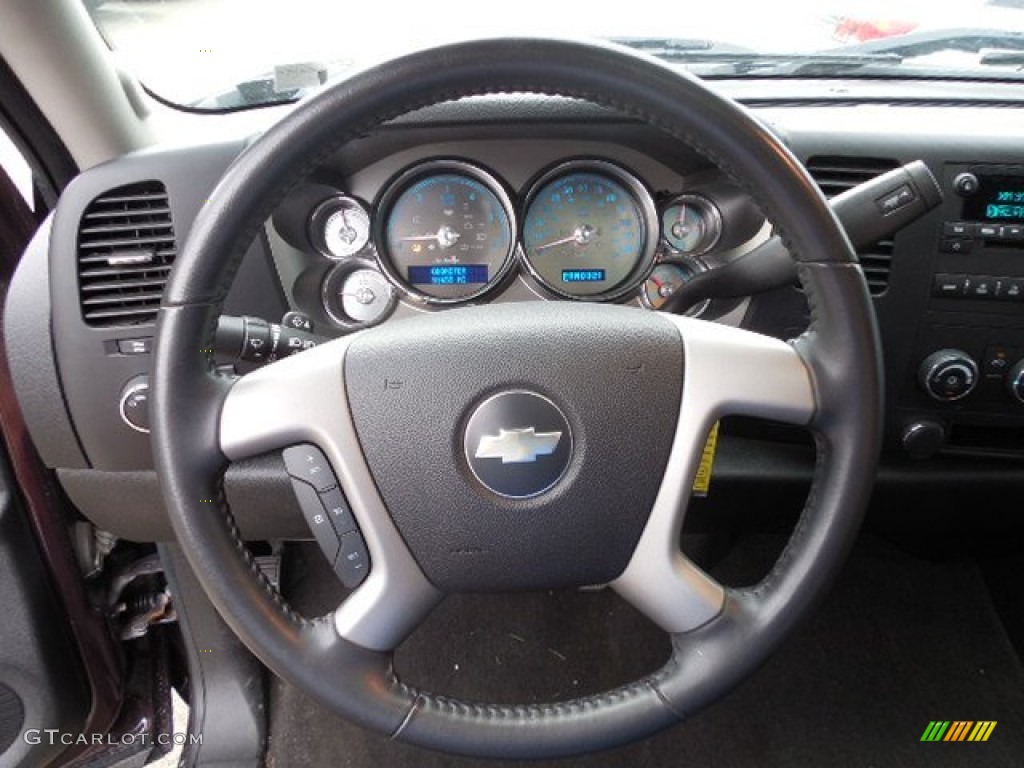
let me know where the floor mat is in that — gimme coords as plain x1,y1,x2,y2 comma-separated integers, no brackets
265,537,1024,767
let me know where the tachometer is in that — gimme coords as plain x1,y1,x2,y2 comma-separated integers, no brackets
521,161,657,300
376,160,516,304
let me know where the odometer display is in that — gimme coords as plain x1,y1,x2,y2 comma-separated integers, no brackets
522,162,657,299
377,162,515,303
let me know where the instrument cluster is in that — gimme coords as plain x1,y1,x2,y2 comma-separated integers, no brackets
277,156,756,330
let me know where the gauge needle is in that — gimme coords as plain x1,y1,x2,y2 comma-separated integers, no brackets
534,224,595,251
337,210,358,244
671,205,691,240
399,225,460,249
341,288,376,305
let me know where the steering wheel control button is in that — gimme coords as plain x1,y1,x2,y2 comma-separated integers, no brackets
334,532,370,589
289,479,341,562
118,376,151,433
918,349,979,402
319,487,357,535
282,444,337,493
464,391,572,499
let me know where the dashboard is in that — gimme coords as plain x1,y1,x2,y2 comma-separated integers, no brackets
270,145,763,333
7,89,1024,542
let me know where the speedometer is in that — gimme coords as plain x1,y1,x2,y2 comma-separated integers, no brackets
521,161,658,300
376,160,516,304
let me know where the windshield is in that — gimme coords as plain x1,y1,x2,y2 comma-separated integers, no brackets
86,0,1024,111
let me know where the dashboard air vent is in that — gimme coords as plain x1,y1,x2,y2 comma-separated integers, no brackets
805,155,900,296
77,181,176,327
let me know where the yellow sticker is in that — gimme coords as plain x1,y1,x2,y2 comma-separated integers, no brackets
691,421,720,497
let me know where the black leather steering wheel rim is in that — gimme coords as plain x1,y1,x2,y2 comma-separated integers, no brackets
152,38,882,759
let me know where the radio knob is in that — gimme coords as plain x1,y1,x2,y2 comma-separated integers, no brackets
1007,360,1024,404
952,172,979,197
918,349,978,402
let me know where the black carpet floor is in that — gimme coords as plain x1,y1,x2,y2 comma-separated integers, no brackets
265,537,1024,767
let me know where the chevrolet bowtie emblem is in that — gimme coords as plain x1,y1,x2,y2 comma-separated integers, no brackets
474,427,562,464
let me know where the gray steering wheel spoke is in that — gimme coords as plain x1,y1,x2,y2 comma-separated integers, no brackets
220,337,441,652
613,317,816,633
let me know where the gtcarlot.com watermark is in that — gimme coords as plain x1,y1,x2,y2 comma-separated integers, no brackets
24,730,201,747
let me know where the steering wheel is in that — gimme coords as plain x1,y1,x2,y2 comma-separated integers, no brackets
152,38,882,759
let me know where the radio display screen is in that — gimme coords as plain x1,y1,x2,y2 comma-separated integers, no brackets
963,175,1024,223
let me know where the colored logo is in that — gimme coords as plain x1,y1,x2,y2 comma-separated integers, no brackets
920,721,997,742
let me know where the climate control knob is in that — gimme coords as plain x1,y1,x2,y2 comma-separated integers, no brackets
1007,360,1024,404
918,349,978,402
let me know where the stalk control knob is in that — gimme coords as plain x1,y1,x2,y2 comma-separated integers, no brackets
918,349,978,402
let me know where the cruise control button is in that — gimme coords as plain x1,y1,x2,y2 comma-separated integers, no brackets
334,532,370,589
290,478,340,562
933,274,967,298
282,444,337,493
319,487,357,535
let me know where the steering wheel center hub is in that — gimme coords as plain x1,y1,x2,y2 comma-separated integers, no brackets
464,390,573,499
342,303,682,592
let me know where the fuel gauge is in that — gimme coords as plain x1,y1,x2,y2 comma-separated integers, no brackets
661,195,722,255
641,259,709,316
309,196,372,260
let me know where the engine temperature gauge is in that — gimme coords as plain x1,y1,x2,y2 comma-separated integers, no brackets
323,262,396,329
309,196,372,260
641,259,709,316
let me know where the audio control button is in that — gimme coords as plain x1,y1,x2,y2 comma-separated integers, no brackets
939,237,973,254
943,221,975,237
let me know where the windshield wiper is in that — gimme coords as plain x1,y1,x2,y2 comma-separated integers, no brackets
612,38,902,75
827,27,1024,59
